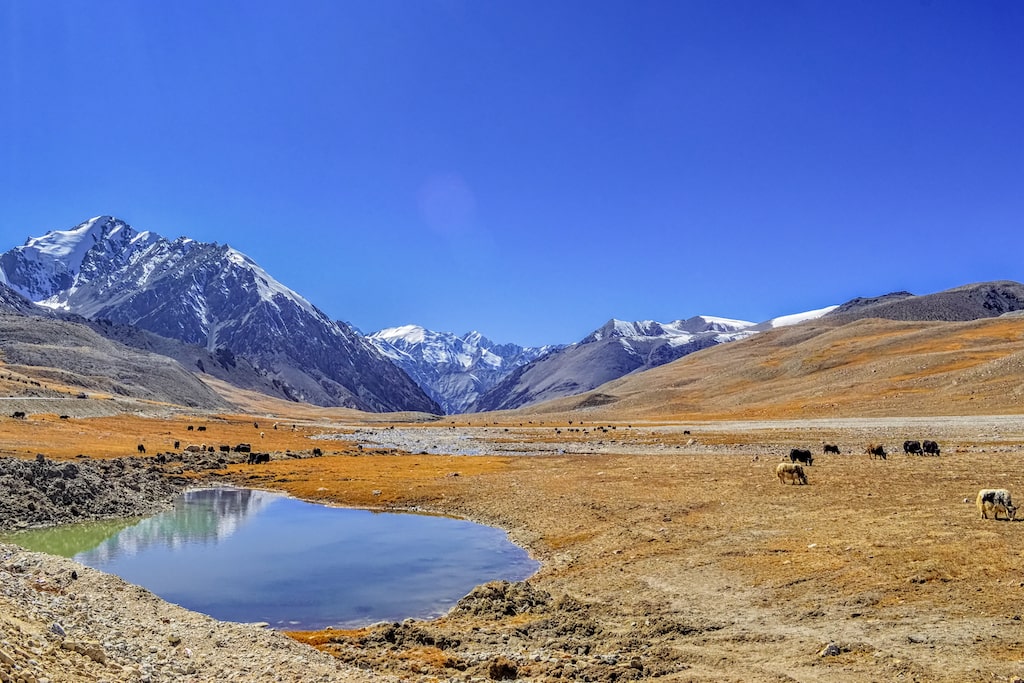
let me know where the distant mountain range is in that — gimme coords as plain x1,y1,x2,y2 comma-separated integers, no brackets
366,325,558,414
1,216,1022,417
468,309,841,412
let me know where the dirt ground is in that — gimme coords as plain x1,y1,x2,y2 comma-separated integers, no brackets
4,411,1024,681
219,416,1024,682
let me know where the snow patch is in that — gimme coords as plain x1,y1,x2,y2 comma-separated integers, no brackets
225,248,319,318
767,305,839,328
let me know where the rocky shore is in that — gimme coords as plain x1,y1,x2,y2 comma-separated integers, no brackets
0,452,245,534
0,542,383,682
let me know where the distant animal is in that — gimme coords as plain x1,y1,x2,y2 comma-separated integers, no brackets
903,440,923,455
253,422,259,429
10,411,25,419
234,443,252,453
823,443,840,455
977,488,1017,521
260,432,265,439
173,440,180,449
312,447,323,456
184,444,202,453
866,444,887,459
219,445,230,452
922,440,940,456
59,415,69,420
683,430,691,435
137,444,146,454
247,452,270,465
789,448,814,466
776,462,808,485
187,425,194,431
196,426,207,432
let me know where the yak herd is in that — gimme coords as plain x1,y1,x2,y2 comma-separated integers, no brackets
775,439,1016,522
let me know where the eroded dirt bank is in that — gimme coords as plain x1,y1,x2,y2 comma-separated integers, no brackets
3,418,1024,682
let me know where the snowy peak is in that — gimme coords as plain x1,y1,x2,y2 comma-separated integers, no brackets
2,216,128,301
677,315,758,334
367,324,559,413
583,315,756,344
224,247,319,318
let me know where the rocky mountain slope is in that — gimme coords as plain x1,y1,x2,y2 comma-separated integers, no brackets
471,314,799,413
367,325,558,413
523,311,1024,421
0,216,439,413
825,280,1024,323
0,313,231,409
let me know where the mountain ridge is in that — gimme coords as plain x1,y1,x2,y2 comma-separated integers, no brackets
0,217,440,414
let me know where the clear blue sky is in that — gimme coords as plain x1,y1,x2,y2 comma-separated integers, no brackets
2,1,1022,346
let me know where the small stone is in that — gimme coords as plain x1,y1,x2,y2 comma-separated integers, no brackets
167,634,181,646
820,642,841,657
49,622,66,637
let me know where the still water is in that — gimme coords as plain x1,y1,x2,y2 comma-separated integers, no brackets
4,487,538,630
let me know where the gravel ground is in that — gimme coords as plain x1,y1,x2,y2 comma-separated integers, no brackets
0,543,385,683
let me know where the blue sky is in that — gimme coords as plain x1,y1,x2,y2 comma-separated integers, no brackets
2,1,1022,346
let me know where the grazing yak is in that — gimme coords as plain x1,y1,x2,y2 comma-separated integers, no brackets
866,444,887,459
903,440,923,455
823,443,840,455
776,462,808,485
247,452,270,465
977,489,1017,521
922,440,941,456
789,448,814,466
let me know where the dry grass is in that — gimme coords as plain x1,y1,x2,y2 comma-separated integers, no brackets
0,412,338,460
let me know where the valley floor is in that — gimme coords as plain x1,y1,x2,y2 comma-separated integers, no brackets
3,413,1024,681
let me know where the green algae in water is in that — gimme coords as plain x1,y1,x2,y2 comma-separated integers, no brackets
0,517,141,558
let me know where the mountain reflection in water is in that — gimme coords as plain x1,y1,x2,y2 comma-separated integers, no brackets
82,487,277,563
70,487,538,629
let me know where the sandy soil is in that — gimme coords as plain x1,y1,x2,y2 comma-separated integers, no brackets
4,414,1024,682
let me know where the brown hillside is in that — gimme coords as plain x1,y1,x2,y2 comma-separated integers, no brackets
522,316,1024,421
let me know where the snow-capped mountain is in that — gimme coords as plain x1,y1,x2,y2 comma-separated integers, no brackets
367,324,559,414
0,217,440,413
471,314,760,412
